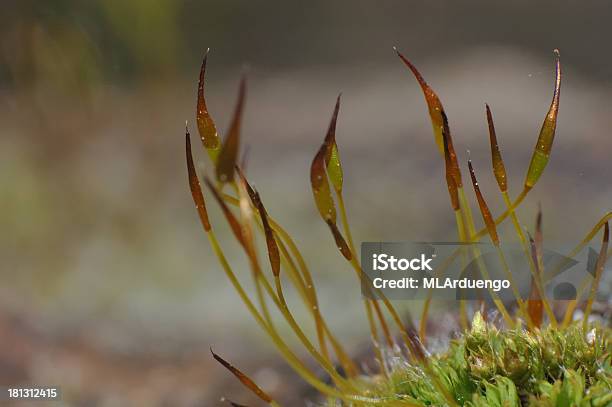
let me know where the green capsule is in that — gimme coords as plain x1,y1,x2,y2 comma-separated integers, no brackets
216,76,246,183
196,49,221,162
324,96,344,193
525,50,561,189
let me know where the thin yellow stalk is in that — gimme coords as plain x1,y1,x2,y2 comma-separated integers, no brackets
349,247,458,405
233,170,335,365
269,219,319,301
337,193,356,254
493,250,522,306
419,247,463,342
418,300,431,346
459,168,513,325
206,231,334,400
271,234,309,302
364,299,386,374
213,221,414,406
347,258,423,360
485,104,542,328
252,210,359,379
458,187,478,241
501,193,528,248
251,184,334,367
254,272,274,330
471,188,529,241
473,253,515,327
466,243,513,326
227,184,276,330
458,185,504,324
216,180,350,391
494,246,533,329
336,190,396,353
354,272,395,352
468,158,531,326
334,205,425,364
450,174,470,329
372,297,394,349
273,235,360,377
561,248,611,327
351,255,459,406
500,191,554,329
439,123,469,332
455,211,470,331
271,235,330,362
558,247,609,327
234,182,355,392
546,211,612,282
264,272,356,393
268,221,366,377
534,210,558,328
235,182,355,375
582,222,609,332
223,190,358,376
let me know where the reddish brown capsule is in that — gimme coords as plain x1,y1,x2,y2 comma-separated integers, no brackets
486,104,508,193
442,114,460,210
216,76,246,183
468,159,499,245
204,177,245,248
327,220,352,260
186,127,211,231
255,190,281,277
211,348,273,403
441,111,462,188
196,49,221,157
395,47,446,156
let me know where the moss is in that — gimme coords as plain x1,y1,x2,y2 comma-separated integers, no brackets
191,51,612,406
363,314,611,406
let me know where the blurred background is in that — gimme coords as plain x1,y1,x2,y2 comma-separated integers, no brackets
1,0,611,405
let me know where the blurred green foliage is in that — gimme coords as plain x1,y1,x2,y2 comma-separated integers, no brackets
0,0,181,90
2,0,612,91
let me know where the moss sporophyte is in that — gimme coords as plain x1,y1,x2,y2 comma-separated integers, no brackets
184,49,611,406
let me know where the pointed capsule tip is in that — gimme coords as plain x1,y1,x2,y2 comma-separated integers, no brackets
485,103,491,115
200,50,209,71
393,46,406,60
537,202,543,219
